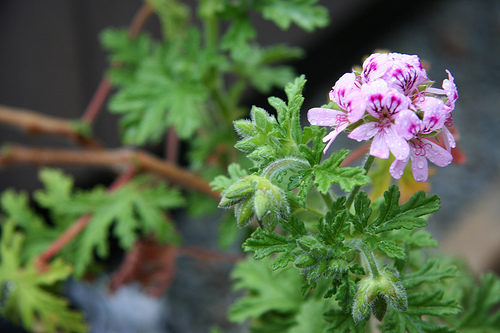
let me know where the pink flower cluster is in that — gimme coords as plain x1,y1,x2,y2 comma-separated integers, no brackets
308,52,458,182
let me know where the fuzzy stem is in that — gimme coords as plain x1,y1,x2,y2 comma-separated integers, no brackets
345,154,375,209
349,238,381,278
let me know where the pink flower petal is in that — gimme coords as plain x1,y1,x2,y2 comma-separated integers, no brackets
307,108,347,127
395,110,421,140
390,157,409,179
322,122,349,153
370,132,390,159
421,138,453,167
410,153,429,182
348,122,379,142
441,126,456,151
384,125,410,160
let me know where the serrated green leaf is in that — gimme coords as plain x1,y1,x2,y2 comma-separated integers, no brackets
313,150,371,193
108,28,211,145
68,176,183,276
403,259,457,290
229,258,303,323
384,310,457,333
243,228,296,261
323,309,368,333
336,272,357,313
363,235,407,260
259,0,329,32
368,185,440,234
282,214,307,238
288,299,331,333
383,290,461,333
0,222,87,333
458,273,500,330
352,191,372,234
406,291,462,317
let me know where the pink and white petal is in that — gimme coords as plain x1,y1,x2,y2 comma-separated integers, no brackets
348,122,380,142
410,153,429,182
321,122,349,153
384,125,410,160
421,138,453,167
390,157,409,179
421,97,447,132
370,132,390,159
441,126,456,151
395,109,421,140
346,91,366,122
307,108,346,127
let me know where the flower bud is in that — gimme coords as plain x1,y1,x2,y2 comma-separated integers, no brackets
253,189,271,220
294,254,317,268
352,267,407,323
235,197,255,228
224,178,254,199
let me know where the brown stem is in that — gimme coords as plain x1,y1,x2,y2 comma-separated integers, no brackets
166,127,179,164
81,78,112,125
81,3,154,124
0,145,220,199
35,166,137,272
0,105,101,148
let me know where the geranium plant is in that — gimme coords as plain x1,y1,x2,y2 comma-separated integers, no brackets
0,1,498,333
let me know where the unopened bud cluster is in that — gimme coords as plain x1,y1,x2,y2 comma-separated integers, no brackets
352,267,407,323
218,175,289,231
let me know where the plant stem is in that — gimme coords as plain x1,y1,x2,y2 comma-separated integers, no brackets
0,145,220,199
345,154,375,209
0,105,101,148
349,238,380,278
319,191,334,209
81,2,153,124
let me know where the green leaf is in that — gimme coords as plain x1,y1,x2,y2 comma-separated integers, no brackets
288,299,331,333
100,28,153,86
108,28,211,144
243,228,296,262
458,273,500,330
367,185,440,234
259,0,329,32
282,214,307,238
229,258,303,323
363,235,407,260
403,259,458,290
73,176,184,276
324,309,368,333
0,222,87,333
352,191,372,234
383,291,461,333
335,272,357,313
313,150,371,193
318,210,350,246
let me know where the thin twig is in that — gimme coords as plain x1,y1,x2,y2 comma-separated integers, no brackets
81,2,154,124
166,127,179,164
0,105,101,148
0,145,220,199
35,166,137,272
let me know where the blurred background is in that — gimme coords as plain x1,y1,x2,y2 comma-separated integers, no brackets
0,0,499,332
